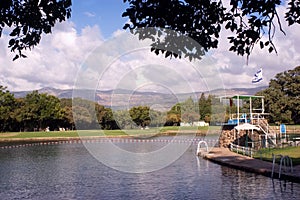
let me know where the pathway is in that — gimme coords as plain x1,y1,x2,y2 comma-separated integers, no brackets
203,147,300,183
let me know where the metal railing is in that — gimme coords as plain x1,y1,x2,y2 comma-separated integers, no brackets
253,119,277,147
271,154,293,179
230,143,255,157
196,140,209,156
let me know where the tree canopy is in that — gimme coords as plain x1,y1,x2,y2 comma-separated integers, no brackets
256,66,300,124
0,86,16,131
123,0,300,60
1,1,299,61
129,106,151,128
0,0,72,60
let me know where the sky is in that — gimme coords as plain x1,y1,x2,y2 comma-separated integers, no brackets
0,0,299,93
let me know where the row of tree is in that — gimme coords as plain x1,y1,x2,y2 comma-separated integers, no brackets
0,87,214,132
0,89,68,132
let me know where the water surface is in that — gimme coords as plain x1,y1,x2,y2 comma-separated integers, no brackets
0,140,299,199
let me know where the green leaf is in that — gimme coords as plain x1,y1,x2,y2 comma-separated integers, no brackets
165,51,171,58
260,41,264,49
265,41,270,46
268,46,274,53
8,39,15,46
9,28,20,36
13,55,19,61
23,26,28,35
229,46,236,51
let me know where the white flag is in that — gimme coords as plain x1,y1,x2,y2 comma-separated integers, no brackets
252,68,263,83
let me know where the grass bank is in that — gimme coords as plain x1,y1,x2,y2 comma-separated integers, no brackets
0,126,222,140
254,146,300,166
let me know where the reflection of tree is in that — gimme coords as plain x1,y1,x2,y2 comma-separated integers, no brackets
220,166,277,200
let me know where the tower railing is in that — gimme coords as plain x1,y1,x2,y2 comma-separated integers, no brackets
252,116,277,147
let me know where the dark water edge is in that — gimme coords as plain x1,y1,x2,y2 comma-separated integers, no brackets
0,142,300,199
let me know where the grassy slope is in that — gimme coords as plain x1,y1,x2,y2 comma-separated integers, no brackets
1,125,299,139
0,126,221,139
254,146,300,165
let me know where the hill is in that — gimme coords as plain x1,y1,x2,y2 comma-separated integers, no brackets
12,86,267,110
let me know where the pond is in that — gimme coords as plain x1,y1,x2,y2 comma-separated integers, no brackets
0,137,300,199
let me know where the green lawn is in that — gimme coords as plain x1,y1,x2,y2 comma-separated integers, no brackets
0,130,95,138
0,126,223,139
287,125,300,129
0,130,133,139
254,146,300,165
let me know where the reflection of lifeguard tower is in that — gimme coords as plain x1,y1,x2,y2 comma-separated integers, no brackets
219,95,278,149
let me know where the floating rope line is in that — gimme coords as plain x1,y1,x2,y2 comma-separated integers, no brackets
0,138,219,149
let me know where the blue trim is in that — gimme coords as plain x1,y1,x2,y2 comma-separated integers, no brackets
252,77,263,83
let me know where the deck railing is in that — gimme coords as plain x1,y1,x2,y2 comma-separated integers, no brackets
230,143,255,157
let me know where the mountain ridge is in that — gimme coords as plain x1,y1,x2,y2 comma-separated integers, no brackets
12,86,268,109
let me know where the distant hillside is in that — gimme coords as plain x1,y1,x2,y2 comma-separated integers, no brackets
12,86,267,110
13,87,72,99
209,86,268,97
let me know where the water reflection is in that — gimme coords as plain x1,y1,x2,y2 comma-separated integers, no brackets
220,166,299,199
0,142,299,199
196,156,209,172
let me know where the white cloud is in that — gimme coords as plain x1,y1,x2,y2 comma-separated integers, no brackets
84,11,96,18
0,21,103,91
86,34,223,94
1,4,299,94
211,4,300,89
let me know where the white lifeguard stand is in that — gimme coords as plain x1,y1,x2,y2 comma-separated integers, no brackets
220,95,278,148
221,95,265,125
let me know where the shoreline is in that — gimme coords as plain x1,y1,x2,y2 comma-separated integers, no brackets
0,135,135,144
0,130,219,143
0,132,212,145
203,147,300,183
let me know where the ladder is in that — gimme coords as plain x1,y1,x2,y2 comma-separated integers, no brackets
256,120,277,147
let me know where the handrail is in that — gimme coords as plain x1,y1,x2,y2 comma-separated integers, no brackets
271,154,282,178
279,155,293,179
254,119,277,147
196,140,209,156
230,143,255,157
271,154,293,179
257,124,277,146
258,120,277,136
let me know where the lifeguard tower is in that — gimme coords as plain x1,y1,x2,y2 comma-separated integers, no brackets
219,95,278,150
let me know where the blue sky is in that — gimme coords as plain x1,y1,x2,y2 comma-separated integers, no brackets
0,1,299,92
72,0,129,38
